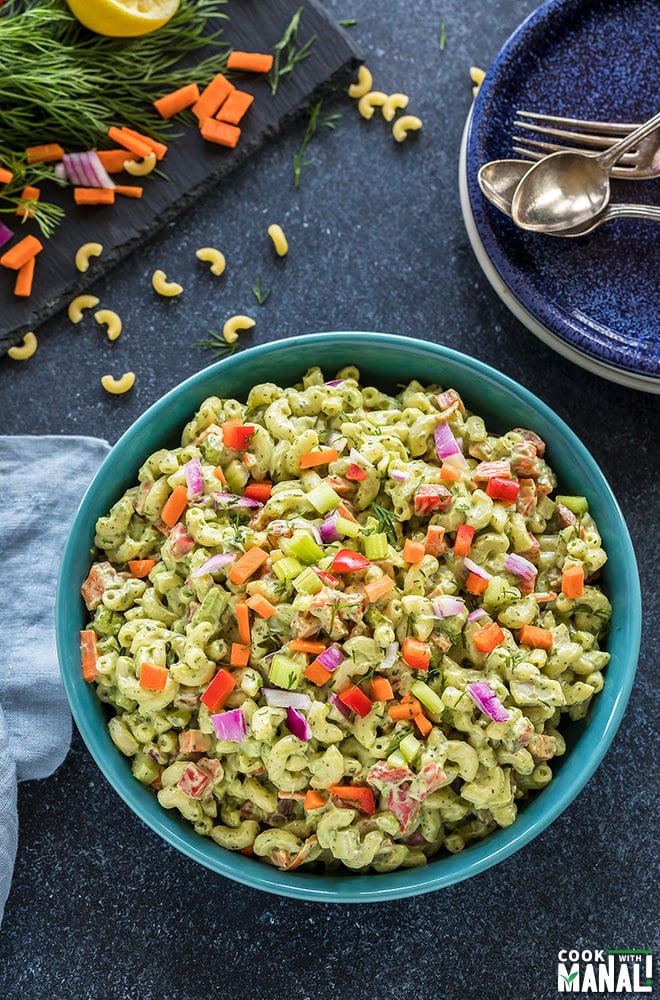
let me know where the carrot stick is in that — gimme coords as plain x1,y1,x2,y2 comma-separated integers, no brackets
128,559,157,578
413,713,433,738
440,462,462,482
192,73,234,121
473,621,505,653
303,660,332,686
74,188,116,205
25,143,65,164
80,629,99,682
465,572,489,596
0,234,43,269
337,501,358,524
230,642,251,667
96,149,131,173
216,89,254,125
107,126,153,159
403,538,425,564
245,593,277,619
519,624,554,649
199,118,241,148
388,703,419,721
364,575,395,603
213,465,227,485
424,525,446,556
119,127,168,161
229,546,268,585
369,676,394,701
139,662,169,691
299,448,339,469
561,564,584,598
153,82,201,119
227,51,274,73
14,255,35,297
235,601,251,645
0,167,14,184
113,185,143,198
303,789,326,810
160,484,189,528
288,639,326,655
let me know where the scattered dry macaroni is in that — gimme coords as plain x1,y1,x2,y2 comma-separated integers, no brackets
101,371,135,394
68,294,100,323
81,368,611,876
357,91,388,120
392,115,423,143
7,331,37,360
152,270,183,297
381,93,409,122
124,152,157,177
94,309,122,342
222,314,256,344
267,224,288,258
196,247,226,276
75,242,103,273
470,66,486,98
348,65,373,99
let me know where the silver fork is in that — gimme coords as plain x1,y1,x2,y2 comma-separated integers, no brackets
512,110,660,179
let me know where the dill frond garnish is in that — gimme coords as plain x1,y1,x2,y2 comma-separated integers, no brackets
267,7,316,97
292,100,341,187
193,330,239,361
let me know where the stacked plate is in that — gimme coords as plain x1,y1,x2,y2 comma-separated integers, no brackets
460,0,660,393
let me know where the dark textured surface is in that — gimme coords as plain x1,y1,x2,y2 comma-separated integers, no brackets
466,0,660,379
0,1,658,997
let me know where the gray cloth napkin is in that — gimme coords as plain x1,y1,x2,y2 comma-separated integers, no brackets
0,435,110,926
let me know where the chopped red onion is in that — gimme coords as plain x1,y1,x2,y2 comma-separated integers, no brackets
504,552,538,581
390,469,409,482
464,557,492,581
263,689,311,710
434,422,461,460
325,379,346,387
287,706,312,742
184,456,204,499
432,596,465,617
63,151,115,189
0,223,14,249
192,552,235,577
468,682,509,722
320,512,343,543
308,522,323,545
211,707,247,742
327,432,348,454
380,641,399,671
212,491,262,510
330,693,352,719
349,447,373,468
316,645,344,670
467,608,488,621
267,519,290,536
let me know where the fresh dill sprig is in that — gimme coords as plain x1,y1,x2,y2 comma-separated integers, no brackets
338,18,358,27
251,273,271,306
439,19,447,51
0,197,65,239
371,502,397,546
192,330,239,361
292,100,341,187
268,7,316,97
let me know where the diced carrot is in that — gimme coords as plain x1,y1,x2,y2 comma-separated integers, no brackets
519,624,554,649
114,185,143,198
128,559,157,578
403,538,425,564
303,789,326,810
212,465,227,484
244,480,272,503
388,702,419,721
243,452,258,469
400,693,423,714
80,629,99,682
287,640,325,655
192,73,234,121
369,676,394,701
473,621,505,653
454,523,475,557
328,784,375,815
74,188,115,205
227,51,274,73
161,484,189,528
534,591,558,603
139,661,169,691
119,126,168,161
465,572,489,595
96,149,131,173
216,89,254,125
0,234,43,269
200,117,241,147
245,593,277,619
178,729,212,754
14,255,35,298
153,82,201,119
424,524,446,556
440,462,463,482
364,575,395,603
230,642,251,667
107,126,152,159
235,601,251,645
0,167,14,184
413,712,433,738
299,448,339,469
229,546,268,585
201,667,236,712
303,659,332,686
25,143,64,164
401,637,431,671
336,501,358,523
16,186,40,218
561,564,584,598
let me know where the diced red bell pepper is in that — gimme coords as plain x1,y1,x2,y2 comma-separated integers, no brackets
222,419,255,450
473,621,505,653
345,463,367,481
486,477,520,502
453,523,475,556
244,480,272,502
413,483,452,515
314,569,340,588
337,684,373,717
328,784,375,815
201,668,236,712
177,763,211,800
330,548,371,574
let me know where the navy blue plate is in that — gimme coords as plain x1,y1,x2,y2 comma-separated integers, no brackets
463,0,660,386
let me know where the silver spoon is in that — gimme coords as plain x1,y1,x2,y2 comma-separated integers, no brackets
478,158,660,237
510,109,660,232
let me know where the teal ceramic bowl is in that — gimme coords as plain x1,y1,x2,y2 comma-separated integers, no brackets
56,333,641,902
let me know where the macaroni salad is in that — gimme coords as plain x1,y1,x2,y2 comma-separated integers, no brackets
80,367,611,873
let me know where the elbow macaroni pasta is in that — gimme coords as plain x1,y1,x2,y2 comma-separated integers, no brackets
152,269,183,297
8,331,37,360
81,368,611,875
75,242,103,272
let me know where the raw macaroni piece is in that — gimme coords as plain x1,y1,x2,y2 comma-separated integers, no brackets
381,93,409,122
124,152,157,177
152,269,183,297
196,247,226,276
222,314,255,344
94,309,122,341
470,65,486,98
68,294,100,323
82,369,611,876
75,242,103,273
7,331,37,360
357,91,388,120
267,224,288,257
392,115,423,143
101,371,135,394
348,65,373,99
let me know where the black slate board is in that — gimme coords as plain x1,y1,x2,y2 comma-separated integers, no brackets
0,0,361,355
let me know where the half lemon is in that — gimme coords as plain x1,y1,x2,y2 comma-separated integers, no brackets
65,0,180,37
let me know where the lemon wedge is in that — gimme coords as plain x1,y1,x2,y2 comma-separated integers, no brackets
65,0,180,37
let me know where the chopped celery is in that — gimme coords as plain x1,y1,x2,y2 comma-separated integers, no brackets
399,732,421,762
306,481,341,514
362,531,388,560
387,748,408,768
280,529,324,564
192,586,229,625
365,606,388,628
410,679,444,717
92,605,124,637
335,515,361,538
292,566,324,594
272,555,304,581
556,495,589,515
131,752,161,785
269,654,303,689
